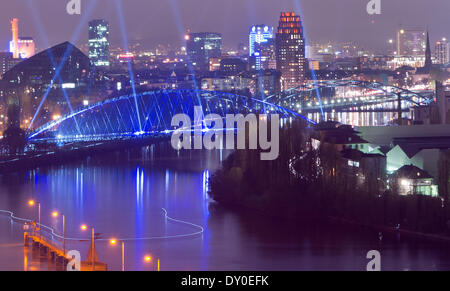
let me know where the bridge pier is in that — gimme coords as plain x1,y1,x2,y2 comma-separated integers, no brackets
40,245,49,257
397,92,402,126
24,233,30,246
50,251,56,261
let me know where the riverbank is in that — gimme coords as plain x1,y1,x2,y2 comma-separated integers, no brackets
0,135,170,174
208,122,450,245
212,195,450,244
329,216,450,244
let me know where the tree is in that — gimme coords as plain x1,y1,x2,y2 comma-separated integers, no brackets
3,126,26,155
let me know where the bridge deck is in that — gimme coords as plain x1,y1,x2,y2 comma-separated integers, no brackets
24,232,68,259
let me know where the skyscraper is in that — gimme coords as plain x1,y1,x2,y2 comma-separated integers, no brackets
88,19,110,68
435,38,449,65
249,25,273,56
249,25,275,70
396,28,426,57
9,18,35,59
10,18,19,59
275,12,306,89
186,32,222,72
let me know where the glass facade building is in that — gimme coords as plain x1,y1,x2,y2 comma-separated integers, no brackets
396,28,426,57
186,32,222,72
249,25,275,70
88,19,110,68
435,38,449,64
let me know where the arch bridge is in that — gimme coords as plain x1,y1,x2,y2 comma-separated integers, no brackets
28,89,312,143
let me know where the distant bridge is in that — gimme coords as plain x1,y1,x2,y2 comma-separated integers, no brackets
265,80,434,113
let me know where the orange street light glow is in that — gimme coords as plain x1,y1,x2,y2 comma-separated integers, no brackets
80,224,88,231
28,200,35,206
110,239,117,245
144,255,152,262
51,211,59,217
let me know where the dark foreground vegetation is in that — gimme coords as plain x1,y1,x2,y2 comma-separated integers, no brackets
209,120,450,237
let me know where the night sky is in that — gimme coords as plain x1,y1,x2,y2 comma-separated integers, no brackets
0,0,449,53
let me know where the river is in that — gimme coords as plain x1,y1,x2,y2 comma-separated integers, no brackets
0,145,449,271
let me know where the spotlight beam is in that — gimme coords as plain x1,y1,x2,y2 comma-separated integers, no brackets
113,0,142,132
26,0,98,132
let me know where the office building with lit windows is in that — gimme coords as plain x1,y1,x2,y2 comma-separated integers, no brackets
275,12,307,89
435,38,449,64
397,28,426,57
186,32,222,72
88,19,110,68
9,18,35,59
249,25,275,71
0,52,15,77
249,26,273,57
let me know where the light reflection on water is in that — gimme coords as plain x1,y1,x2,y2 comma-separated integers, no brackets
306,102,411,126
0,146,450,271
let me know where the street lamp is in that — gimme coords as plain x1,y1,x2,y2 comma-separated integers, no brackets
52,211,66,255
110,238,125,271
144,255,160,271
28,200,41,240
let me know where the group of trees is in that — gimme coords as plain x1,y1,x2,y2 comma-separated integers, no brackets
1,126,27,156
209,121,450,235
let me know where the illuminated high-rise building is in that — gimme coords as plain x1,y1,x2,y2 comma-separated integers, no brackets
435,38,449,65
10,37,36,59
249,25,275,70
10,18,19,59
88,19,110,68
9,19,36,59
275,12,306,89
397,28,426,57
249,25,273,56
186,32,222,72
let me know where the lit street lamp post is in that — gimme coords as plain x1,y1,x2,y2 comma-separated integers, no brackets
144,255,160,271
28,200,41,240
92,227,95,271
110,238,125,271
52,211,66,255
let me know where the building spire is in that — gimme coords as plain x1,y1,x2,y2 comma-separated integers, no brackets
424,30,432,69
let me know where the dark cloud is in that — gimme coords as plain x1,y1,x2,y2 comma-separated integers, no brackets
0,0,448,52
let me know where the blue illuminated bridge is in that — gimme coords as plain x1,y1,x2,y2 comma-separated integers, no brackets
27,89,309,143
27,80,434,144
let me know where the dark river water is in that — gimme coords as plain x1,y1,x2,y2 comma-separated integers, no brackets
0,145,449,271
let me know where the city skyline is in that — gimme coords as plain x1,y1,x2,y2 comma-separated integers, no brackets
1,0,450,273
0,0,449,53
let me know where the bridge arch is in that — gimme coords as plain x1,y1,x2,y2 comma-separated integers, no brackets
28,89,314,142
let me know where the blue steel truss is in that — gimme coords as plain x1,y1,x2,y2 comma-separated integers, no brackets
266,80,434,108
28,89,312,142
